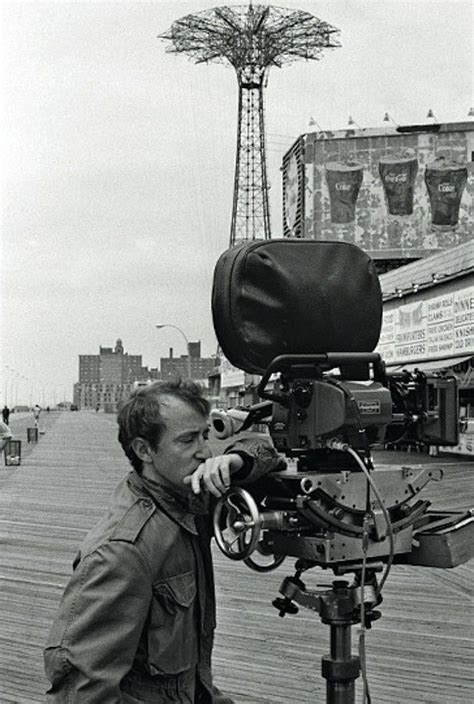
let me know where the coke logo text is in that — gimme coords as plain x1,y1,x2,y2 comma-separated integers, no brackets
385,173,408,183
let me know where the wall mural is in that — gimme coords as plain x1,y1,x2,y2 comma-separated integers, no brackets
323,156,467,225
378,155,418,216
282,127,473,253
325,162,363,223
424,159,468,226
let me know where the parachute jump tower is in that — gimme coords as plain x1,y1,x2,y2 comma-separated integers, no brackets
160,2,340,246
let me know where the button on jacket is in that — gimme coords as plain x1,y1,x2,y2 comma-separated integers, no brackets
44,436,283,703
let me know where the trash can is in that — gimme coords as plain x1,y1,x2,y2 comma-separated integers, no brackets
27,427,39,443
4,439,21,466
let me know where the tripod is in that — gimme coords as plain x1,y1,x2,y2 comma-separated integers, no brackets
273,562,382,704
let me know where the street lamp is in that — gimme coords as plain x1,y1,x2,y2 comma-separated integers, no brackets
347,115,362,129
155,324,192,379
383,112,398,126
3,365,10,406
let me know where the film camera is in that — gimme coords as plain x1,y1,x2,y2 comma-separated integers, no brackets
210,239,473,704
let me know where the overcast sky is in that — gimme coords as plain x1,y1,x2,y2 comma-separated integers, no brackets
1,0,472,405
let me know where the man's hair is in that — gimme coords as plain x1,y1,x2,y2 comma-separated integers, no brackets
117,379,210,473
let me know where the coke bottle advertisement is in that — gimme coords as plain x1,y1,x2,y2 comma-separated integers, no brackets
379,155,418,215
325,162,363,223
424,160,468,226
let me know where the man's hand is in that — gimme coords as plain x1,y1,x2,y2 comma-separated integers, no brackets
183,453,244,497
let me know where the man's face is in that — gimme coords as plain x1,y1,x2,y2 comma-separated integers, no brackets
141,394,212,490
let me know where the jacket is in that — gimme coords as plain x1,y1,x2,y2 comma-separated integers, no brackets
44,436,283,703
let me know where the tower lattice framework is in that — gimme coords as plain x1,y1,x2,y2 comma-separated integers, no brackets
160,3,340,246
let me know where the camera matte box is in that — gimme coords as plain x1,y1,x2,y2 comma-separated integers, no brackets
212,239,382,374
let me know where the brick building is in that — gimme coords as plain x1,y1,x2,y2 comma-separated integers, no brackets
159,342,216,384
74,339,216,412
73,339,151,412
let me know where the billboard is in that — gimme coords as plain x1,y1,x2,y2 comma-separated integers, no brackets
282,122,473,260
376,282,474,365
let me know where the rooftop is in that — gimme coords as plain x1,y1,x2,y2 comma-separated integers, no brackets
304,120,474,143
379,240,474,300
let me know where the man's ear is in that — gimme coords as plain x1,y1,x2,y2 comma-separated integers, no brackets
131,437,154,465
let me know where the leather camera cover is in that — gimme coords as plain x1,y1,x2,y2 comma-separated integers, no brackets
212,239,382,375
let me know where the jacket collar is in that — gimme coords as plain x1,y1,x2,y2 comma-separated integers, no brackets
127,470,210,536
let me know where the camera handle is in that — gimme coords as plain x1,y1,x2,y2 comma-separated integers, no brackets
257,353,384,402
274,565,381,704
213,488,296,563
213,487,262,559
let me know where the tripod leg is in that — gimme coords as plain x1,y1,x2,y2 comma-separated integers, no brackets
322,623,360,704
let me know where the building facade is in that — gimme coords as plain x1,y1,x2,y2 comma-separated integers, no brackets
159,342,216,385
74,339,215,412
74,339,151,412
282,121,473,272
377,240,474,455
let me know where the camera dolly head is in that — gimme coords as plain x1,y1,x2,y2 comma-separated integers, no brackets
212,353,473,704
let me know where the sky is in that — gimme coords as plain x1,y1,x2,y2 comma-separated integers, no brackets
1,0,473,405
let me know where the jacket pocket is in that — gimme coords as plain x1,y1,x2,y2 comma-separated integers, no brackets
148,571,197,676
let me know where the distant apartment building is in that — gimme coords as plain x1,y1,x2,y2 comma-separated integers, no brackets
159,342,216,384
73,339,151,412
74,339,215,411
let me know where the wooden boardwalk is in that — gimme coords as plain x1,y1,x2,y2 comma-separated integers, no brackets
0,411,472,703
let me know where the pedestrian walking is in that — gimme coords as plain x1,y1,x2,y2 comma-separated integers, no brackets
44,379,284,702
33,404,41,427
2,405,10,425
0,420,13,451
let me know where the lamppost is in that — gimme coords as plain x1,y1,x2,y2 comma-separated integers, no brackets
3,365,10,406
155,324,192,379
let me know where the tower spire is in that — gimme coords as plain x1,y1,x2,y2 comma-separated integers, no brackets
160,4,340,247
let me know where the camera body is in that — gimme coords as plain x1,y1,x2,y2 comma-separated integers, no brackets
270,377,393,451
213,353,459,460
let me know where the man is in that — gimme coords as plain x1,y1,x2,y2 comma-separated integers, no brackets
2,405,10,424
44,380,284,702
33,404,41,427
0,420,12,451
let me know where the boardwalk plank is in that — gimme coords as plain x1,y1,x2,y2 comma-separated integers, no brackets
0,411,472,702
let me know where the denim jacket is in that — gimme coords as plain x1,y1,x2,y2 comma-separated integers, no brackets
44,436,283,703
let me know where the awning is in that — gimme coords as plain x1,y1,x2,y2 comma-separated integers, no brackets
387,355,472,373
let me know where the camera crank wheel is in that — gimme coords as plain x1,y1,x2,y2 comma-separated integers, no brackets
213,487,262,560
244,542,286,572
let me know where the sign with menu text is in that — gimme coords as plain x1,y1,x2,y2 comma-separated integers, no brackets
377,284,473,364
